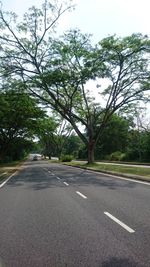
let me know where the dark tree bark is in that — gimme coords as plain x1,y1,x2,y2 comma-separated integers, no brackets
87,138,95,164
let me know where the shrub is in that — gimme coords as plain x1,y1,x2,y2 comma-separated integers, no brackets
109,151,126,161
60,154,73,162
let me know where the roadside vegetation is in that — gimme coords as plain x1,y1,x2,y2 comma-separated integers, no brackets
39,112,150,164
0,1,150,167
0,160,24,182
62,161,150,182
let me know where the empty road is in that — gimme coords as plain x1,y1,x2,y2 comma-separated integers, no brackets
0,159,150,267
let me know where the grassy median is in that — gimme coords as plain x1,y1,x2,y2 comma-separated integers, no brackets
63,161,150,182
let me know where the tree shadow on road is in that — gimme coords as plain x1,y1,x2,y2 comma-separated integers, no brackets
65,171,137,190
50,167,137,190
6,161,138,191
7,167,65,191
101,257,143,267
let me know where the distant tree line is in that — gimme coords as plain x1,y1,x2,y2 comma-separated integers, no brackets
1,90,150,163
37,113,150,163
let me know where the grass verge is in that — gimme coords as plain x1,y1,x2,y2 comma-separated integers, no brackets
62,162,150,182
0,160,23,183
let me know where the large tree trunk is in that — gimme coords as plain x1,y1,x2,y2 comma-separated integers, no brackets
87,138,95,164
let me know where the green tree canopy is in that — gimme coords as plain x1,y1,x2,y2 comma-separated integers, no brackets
0,2,150,163
95,114,131,159
36,117,58,159
0,84,45,161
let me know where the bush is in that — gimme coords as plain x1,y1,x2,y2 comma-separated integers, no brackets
109,151,126,161
123,149,140,162
60,154,73,162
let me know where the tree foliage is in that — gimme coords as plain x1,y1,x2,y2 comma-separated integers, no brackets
0,84,45,161
0,2,150,163
36,117,58,158
95,114,131,159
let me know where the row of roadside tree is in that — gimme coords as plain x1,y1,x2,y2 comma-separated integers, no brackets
0,1,150,163
0,86,150,163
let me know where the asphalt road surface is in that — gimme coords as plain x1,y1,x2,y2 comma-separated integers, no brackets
0,159,150,267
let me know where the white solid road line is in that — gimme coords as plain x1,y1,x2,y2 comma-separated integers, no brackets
0,171,18,189
65,164,150,186
102,173,150,186
63,182,69,186
104,212,135,233
76,191,87,199
86,170,150,186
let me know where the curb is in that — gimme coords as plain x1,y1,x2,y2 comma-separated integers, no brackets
61,163,150,184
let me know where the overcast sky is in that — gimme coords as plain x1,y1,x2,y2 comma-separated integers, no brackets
2,0,150,43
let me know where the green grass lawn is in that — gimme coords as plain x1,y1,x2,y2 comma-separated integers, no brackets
63,161,150,182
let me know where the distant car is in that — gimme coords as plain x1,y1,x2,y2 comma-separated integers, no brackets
33,155,38,161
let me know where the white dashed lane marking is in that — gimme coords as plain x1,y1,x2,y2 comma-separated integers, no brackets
76,191,87,199
63,182,69,186
104,212,135,233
